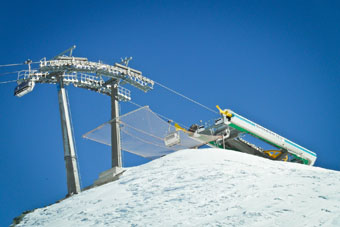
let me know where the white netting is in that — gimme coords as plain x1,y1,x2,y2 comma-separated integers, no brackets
83,106,221,159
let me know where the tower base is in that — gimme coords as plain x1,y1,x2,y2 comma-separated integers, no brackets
93,167,125,187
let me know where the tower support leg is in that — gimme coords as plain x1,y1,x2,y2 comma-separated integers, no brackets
111,82,122,168
57,77,81,195
91,82,124,187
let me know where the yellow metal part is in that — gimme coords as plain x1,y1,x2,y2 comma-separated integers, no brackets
264,150,282,159
174,123,189,133
216,105,233,118
282,154,288,162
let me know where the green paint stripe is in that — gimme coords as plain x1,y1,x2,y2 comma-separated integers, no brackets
229,124,312,165
209,129,310,165
209,141,223,148
229,124,281,149
284,139,316,157
233,114,255,126
291,154,309,165
231,115,315,157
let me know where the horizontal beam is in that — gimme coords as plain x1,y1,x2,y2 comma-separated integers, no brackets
16,70,131,101
40,59,154,92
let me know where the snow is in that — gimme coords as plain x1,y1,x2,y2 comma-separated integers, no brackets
17,149,340,226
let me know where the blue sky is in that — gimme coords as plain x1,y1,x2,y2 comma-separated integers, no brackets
1,0,340,226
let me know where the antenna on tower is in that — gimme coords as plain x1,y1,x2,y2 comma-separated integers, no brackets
120,57,132,66
53,45,76,59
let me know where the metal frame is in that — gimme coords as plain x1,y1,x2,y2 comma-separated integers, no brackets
14,46,154,195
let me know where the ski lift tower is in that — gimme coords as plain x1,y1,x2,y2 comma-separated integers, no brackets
14,46,154,195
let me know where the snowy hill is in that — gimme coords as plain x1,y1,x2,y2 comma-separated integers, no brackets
16,149,340,226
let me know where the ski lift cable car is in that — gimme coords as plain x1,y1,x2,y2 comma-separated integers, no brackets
14,81,35,97
164,120,181,147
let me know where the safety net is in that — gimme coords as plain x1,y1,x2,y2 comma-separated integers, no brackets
83,106,221,159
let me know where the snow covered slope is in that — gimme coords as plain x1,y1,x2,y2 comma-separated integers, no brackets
16,149,340,226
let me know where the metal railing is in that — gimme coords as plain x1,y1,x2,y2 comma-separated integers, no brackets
39,58,154,92
16,70,131,101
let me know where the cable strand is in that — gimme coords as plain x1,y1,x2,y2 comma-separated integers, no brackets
0,70,23,77
0,61,40,67
129,100,173,122
153,80,218,114
128,100,189,129
0,79,17,84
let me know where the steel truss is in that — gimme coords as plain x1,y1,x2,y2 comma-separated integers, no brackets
15,46,154,196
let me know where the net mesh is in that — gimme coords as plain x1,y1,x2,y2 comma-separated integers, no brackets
83,106,220,159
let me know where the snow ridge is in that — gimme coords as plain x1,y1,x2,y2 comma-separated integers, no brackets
17,149,340,226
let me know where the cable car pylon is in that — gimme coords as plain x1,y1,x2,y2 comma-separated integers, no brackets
57,76,81,195
14,46,154,195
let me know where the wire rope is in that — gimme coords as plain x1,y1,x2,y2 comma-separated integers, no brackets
128,100,190,129
0,61,40,67
153,80,218,114
128,100,182,124
128,100,172,122
0,63,25,67
0,70,23,77
0,79,17,84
